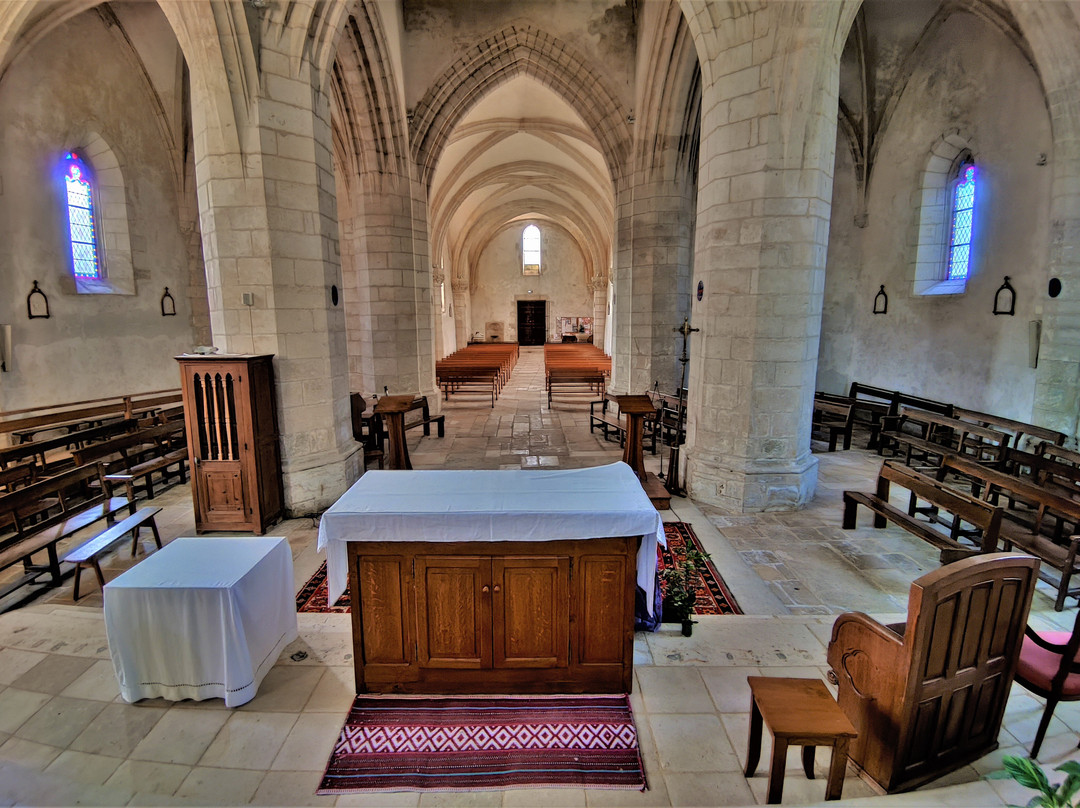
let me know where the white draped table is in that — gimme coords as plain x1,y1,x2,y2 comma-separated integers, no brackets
317,461,666,621
103,537,298,707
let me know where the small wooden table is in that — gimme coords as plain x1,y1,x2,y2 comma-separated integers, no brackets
614,395,669,509
373,395,415,470
744,676,857,804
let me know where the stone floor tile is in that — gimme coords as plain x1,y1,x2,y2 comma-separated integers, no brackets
660,770,755,807
271,712,339,772
647,714,741,773
635,667,713,714
501,787,587,806
239,665,324,713
69,700,168,758
252,770,337,806
42,747,123,785
699,667,759,713
103,758,192,797
129,707,231,766
14,694,109,747
198,710,297,769
173,765,265,804
10,653,97,695
0,647,46,686
0,687,51,733
0,735,63,771
59,658,122,702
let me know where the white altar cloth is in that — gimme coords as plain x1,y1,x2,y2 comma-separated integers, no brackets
103,537,297,708
317,461,666,619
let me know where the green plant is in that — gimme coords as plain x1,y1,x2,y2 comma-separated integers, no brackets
988,754,1080,807
661,547,710,623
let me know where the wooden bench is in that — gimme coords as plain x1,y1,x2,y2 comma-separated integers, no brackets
939,454,1080,610
0,417,138,473
953,407,1067,452
546,366,607,405
843,460,1002,564
845,383,896,448
72,422,188,501
403,395,445,437
0,390,182,444
877,406,1008,469
61,506,163,601
544,344,611,405
0,464,132,602
436,344,517,408
812,395,855,452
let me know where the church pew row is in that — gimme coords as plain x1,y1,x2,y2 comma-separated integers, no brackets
543,344,611,406
436,344,518,407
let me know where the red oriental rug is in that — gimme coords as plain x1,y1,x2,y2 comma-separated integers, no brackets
296,521,741,616
316,694,647,793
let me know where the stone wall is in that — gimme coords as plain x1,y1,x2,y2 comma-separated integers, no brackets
819,10,1053,423
0,10,197,411
470,224,592,344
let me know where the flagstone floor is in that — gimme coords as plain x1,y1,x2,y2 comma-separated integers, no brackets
1,346,1078,807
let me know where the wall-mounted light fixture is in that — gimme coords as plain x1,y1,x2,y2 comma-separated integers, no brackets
161,287,176,316
993,276,1016,316
241,292,255,306
873,285,888,315
27,280,49,319
0,324,11,372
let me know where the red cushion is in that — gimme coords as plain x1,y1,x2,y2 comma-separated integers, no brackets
1016,631,1080,694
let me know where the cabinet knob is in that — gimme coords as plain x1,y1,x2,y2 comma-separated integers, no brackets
482,585,490,593
493,585,500,592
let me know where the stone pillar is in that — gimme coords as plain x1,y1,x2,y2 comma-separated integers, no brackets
187,19,358,515
682,2,844,511
590,278,607,347
452,281,470,348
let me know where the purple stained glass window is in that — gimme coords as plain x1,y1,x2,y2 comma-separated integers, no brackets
947,163,976,281
63,152,101,280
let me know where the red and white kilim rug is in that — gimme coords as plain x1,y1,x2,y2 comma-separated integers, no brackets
317,695,648,793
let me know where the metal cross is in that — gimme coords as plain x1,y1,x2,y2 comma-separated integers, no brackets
674,317,699,364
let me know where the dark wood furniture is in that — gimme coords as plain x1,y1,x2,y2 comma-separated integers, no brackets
744,676,857,803
61,506,162,601
827,553,1039,793
373,395,415,470
952,407,1067,452
812,395,855,452
436,344,517,407
0,464,133,602
615,394,669,509
842,460,1002,563
0,390,182,444
938,454,1080,610
346,536,638,695
877,407,1009,469
1013,606,1080,759
589,395,658,454
544,344,611,406
175,354,283,534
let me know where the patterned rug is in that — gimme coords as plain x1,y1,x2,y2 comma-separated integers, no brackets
658,521,742,616
317,694,647,793
296,521,741,616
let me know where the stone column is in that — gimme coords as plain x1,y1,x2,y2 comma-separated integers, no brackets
451,281,470,348
186,14,358,515
590,278,607,347
682,2,846,511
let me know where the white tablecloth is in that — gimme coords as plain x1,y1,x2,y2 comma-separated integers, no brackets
316,461,666,620
103,537,298,708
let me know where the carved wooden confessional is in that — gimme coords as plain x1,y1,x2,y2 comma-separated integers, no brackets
176,354,283,534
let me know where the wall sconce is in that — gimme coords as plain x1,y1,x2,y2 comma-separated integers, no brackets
873,285,888,315
27,280,49,319
0,324,11,372
161,287,176,316
993,276,1016,315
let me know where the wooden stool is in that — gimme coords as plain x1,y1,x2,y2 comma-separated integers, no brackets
744,676,857,804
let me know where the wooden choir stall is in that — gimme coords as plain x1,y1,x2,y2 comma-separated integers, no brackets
317,462,664,694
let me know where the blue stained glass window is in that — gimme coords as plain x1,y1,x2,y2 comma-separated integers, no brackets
947,163,976,281
63,152,102,280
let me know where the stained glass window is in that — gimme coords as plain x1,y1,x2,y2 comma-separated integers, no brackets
947,163,976,281
63,152,102,280
523,224,541,275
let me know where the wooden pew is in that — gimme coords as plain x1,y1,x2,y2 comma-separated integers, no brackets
953,407,1067,452
0,418,138,473
0,390,182,444
845,383,895,448
436,344,518,407
588,394,657,454
939,454,1080,610
842,460,1002,564
72,422,188,501
544,344,611,405
877,406,1008,469
812,395,855,452
0,464,133,601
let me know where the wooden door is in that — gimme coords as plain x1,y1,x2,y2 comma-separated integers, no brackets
185,364,251,530
415,555,491,669
492,556,569,668
517,300,546,345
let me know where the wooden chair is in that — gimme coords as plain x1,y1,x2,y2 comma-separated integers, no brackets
827,553,1040,793
1013,607,1080,759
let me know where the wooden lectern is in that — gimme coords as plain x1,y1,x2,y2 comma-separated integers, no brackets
373,395,415,470
615,394,670,509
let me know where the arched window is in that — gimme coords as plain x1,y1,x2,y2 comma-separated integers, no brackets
63,152,104,280
522,224,541,275
946,160,976,282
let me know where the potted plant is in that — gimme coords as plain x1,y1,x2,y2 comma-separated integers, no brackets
661,547,710,636
987,754,1080,807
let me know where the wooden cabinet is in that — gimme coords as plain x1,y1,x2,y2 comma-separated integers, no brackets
176,354,284,535
348,538,637,694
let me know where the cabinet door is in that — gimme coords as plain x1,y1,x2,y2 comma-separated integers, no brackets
492,556,569,668
193,460,249,530
415,555,491,669
576,553,633,666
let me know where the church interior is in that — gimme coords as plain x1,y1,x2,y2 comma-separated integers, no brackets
3,0,1080,805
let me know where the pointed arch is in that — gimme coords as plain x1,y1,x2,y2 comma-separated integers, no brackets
409,23,631,190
